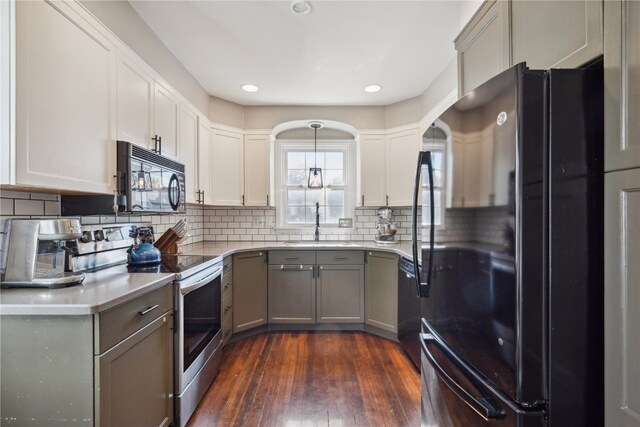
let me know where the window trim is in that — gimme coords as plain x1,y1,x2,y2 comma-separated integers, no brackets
422,141,446,230
274,139,356,231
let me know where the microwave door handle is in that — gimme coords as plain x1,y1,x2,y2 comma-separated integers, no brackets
420,332,506,420
168,173,180,211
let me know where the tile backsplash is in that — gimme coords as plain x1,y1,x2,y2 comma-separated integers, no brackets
0,190,204,247
1,189,511,248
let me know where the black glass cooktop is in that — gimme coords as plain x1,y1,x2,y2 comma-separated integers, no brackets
126,254,219,278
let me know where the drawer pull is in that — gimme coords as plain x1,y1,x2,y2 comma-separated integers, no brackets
334,257,349,260
284,256,299,260
223,263,232,269
281,264,304,270
224,283,231,290
138,304,159,316
224,305,232,314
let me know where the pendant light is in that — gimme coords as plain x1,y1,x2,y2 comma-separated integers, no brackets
308,121,323,189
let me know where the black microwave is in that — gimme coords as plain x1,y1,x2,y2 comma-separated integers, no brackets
61,141,186,216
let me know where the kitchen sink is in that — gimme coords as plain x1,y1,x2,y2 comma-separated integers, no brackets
283,241,361,247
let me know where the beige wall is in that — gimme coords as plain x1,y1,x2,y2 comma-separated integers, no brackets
209,96,245,129
386,96,423,129
81,0,210,117
243,105,387,130
419,57,458,119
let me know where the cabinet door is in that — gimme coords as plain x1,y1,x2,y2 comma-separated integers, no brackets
450,131,465,208
512,0,602,70
268,265,315,323
197,121,212,205
364,251,398,333
317,264,364,323
16,1,117,194
386,128,420,206
233,251,267,333
212,127,244,206
360,133,386,207
244,133,270,206
455,0,511,97
605,0,640,172
117,53,154,151
153,82,179,160
179,106,199,204
605,168,640,426
97,312,173,427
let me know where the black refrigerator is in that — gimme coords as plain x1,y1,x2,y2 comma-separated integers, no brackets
411,62,603,426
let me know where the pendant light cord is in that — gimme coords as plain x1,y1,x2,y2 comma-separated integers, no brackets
314,125,317,169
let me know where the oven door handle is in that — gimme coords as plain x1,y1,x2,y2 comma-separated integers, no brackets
180,266,222,295
420,332,506,420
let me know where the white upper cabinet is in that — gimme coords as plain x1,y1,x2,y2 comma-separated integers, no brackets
178,106,199,204
116,52,154,150
386,128,420,206
359,133,386,207
244,133,270,207
197,120,212,205
153,82,179,160
211,127,244,206
15,0,116,194
511,0,603,70
455,0,511,97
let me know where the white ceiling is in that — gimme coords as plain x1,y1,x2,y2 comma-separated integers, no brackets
130,1,479,106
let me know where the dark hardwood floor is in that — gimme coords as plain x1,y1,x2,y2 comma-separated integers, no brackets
186,331,421,427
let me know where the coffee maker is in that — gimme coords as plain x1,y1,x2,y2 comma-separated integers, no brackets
0,219,85,288
375,207,398,244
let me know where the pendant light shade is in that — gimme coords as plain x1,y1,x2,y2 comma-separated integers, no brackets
308,121,324,189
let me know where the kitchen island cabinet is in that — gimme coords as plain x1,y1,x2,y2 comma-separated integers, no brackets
268,264,316,323
232,251,268,333
0,282,174,427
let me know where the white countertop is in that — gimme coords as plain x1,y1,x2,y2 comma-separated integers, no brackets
1,240,511,316
0,265,175,316
179,240,417,260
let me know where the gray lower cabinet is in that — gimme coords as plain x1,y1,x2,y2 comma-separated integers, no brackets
364,251,398,333
316,264,364,323
96,312,173,427
268,264,315,323
0,282,174,427
511,0,602,70
233,251,268,333
222,256,233,344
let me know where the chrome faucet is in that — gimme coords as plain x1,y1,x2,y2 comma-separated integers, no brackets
315,202,320,242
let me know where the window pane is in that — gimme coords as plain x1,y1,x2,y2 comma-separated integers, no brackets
325,152,343,169
327,188,344,206
326,206,344,223
306,152,324,169
306,206,325,223
432,169,443,188
288,152,305,169
287,189,304,205
288,169,306,185
325,169,344,185
287,207,306,224
306,189,324,205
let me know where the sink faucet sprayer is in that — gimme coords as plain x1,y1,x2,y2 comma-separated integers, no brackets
315,202,320,242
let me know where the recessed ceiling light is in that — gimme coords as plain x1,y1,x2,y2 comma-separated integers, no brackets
291,1,312,15
241,84,259,93
364,84,382,93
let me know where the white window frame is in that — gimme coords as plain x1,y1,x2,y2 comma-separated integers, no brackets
274,139,356,231
422,141,446,230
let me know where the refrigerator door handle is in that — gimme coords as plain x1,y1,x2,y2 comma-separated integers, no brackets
420,332,506,421
412,150,434,298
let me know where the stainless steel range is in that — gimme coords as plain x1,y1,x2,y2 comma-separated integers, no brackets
66,223,223,427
